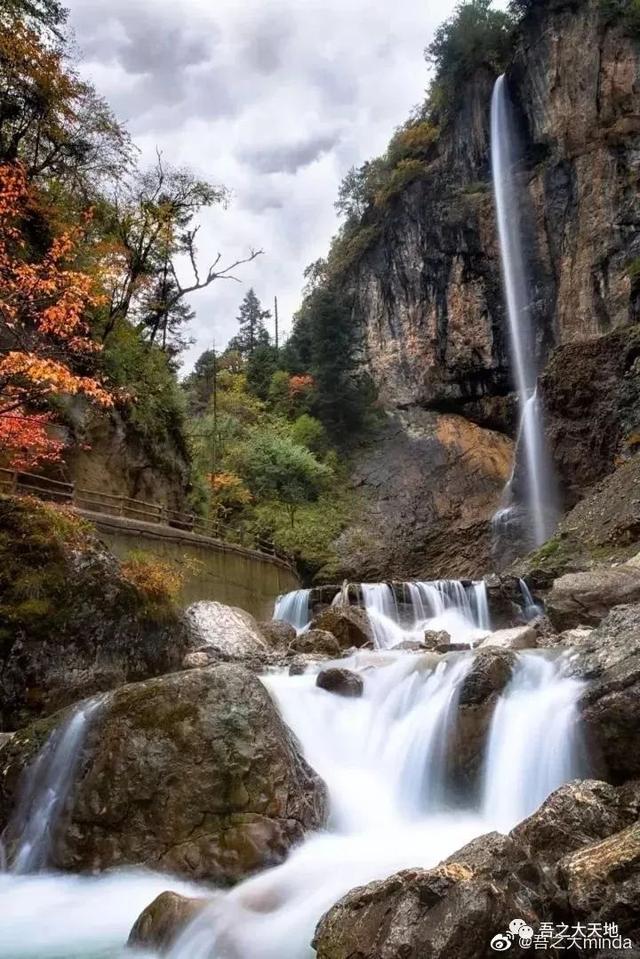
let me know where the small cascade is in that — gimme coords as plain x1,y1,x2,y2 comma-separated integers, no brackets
274,578,491,650
472,580,491,632
360,583,403,649
481,653,587,833
273,588,311,632
491,74,557,549
519,577,542,621
1,696,104,874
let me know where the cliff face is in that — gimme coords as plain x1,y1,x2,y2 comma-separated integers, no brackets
513,0,640,343
331,0,640,581
353,0,640,416
350,68,510,425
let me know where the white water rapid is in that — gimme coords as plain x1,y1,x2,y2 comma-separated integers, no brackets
0,646,588,959
491,75,556,547
274,579,492,648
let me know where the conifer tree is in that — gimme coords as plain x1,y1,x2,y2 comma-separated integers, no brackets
228,289,271,358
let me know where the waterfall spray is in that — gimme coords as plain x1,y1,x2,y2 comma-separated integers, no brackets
491,75,556,547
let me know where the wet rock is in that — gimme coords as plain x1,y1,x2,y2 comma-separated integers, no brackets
459,649,516,706
511,780,639,869
316,668,364,699
477,625,537,651
49,666,328,883
128,891,211,953
423,630,452,650
313,864,533,959
546,567,640,631
185,601,270,659
288,630,342,658
310,608,373,651
442,831,553,916
575,605,640,783
258,621,296,649
556,822,640,937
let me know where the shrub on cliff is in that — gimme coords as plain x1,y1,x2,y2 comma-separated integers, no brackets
0,495,189,729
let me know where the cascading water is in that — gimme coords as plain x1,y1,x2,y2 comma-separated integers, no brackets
482,653,588,833
519,577,542,620
1,696,104,874
0,645,588,959
273,588,311,631
274,578,493,650
491,74,556,548
167,650,586,959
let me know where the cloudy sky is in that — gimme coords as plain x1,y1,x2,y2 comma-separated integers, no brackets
66,0,486,369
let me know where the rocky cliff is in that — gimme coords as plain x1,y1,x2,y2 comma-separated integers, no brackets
352,0,640,414
331,0,640,580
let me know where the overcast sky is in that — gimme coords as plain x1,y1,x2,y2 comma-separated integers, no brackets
66,0,490,370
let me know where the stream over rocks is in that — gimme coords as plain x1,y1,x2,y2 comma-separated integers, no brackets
0,629,588,958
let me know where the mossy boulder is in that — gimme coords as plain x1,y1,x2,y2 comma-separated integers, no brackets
0,495,190,730
31,666,328,883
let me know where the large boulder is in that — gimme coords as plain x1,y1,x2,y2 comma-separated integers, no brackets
310,607,373,651
185,602,271,659
2,667,328,883
313,864,533,959
545,567,640,630
555,822,640,938
258,621,296,650
459,649,516,706
451,649,516,791
511,780,640,869
575,605,640,783
288,630,342,658
128,892,211,953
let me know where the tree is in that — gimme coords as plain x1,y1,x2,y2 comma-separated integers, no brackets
227,288,271,358
0,162,113,468
101,156,262,339
425,0,515,120
291,414,328,455
246,343,280,400
0,16,130,190
291,284,374,437
235,430,331,527
138,274,195,359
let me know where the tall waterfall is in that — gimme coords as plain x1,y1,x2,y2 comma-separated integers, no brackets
491,75,556,547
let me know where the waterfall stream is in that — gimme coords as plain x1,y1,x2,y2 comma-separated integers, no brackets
0,645,587,958
274,579,492,647
1,696,105,874
491,75,556,547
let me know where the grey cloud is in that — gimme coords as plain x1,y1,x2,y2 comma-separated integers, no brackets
240,11,293,76
240,134,339,175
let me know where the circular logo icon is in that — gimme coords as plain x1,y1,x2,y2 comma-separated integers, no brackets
518,925,534,948
509,920,527,935
490,933,513,952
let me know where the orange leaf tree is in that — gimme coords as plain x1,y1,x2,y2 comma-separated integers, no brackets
0,161,112,469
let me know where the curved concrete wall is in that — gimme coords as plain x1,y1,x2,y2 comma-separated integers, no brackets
81,511,300,620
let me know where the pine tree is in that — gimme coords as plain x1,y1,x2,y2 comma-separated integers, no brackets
228,289,271,357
